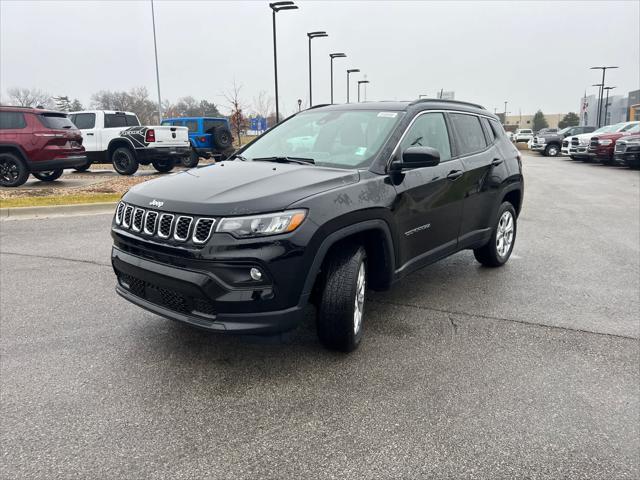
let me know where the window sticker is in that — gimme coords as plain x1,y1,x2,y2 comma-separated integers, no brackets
377,112,398,118
355,147,367,156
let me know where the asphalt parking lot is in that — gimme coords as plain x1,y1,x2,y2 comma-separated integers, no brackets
1,153,638,479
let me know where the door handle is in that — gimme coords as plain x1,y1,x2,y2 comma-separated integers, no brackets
86,133,94,136
491,158,503,166
446,170,463,180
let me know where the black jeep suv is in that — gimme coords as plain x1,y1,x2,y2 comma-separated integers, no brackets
111,100,523,352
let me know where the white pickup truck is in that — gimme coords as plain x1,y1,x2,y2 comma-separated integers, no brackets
68,110,190,175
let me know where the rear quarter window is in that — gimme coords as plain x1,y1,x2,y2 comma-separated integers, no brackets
203,119,227,132
104,114,128,128
70,113,96,129
185,120,198,132
0,111,27,129
480,117,496,143
450,113,487,155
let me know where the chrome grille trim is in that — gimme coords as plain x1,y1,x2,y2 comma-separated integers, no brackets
115,202,126,225
144,210,159,235
123,205,134,228
192,218,216,244
158,213,174,239
132,208,145,232
174,216,193,242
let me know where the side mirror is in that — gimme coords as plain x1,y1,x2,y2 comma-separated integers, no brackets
391,146,440,171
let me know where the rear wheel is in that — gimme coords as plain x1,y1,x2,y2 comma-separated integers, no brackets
182,150,200,168
0,153,29,187
152,158,174,173
545,144,559,157
111,147,138,175
474,202,517,267
32,169,63,182
317,245,367,352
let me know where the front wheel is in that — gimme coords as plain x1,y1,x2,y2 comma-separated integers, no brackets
32,169,64,182
545,144,559,157
152,158,174,173
474,202,517,267
317,245,367,352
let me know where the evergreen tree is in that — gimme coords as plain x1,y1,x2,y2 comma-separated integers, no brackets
532,110,548,132
558,112,579,129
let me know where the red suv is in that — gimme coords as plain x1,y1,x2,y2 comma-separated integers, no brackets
0,106,87,187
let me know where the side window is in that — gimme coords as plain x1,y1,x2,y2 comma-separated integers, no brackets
104,114,128,128
0,111,27,129
481,117,495,143
185,120,198,132
450,113,487,155
489,119,504,138
71,113,96,129
399,113,452,162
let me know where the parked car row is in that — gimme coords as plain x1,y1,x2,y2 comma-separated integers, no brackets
529,121,640,168
0,105,236,187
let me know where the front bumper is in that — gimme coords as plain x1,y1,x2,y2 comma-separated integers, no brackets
614,151,640,166
112,246,306,334
530,143,545,151
27,154,88,171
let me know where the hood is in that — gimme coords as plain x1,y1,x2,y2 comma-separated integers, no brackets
618,134,640,143
123,160,360,216
593,131,634,140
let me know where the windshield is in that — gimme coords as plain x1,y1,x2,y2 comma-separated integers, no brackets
594,124,621,134
557,127,571,135
621,123,639,132
239,109,404,169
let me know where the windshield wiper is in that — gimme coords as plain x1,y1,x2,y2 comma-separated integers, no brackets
253,156,315,165
228,153,248,161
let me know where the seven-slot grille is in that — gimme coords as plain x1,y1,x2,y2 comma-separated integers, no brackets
114,202,215,244
571,138,579,146
615,142,626,153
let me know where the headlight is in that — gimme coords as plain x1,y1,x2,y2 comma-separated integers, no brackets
598,139,612,146
217,209,307,238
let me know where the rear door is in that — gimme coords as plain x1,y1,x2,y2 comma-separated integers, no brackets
450,113,503,242
69,112,98,152
391,111,465,270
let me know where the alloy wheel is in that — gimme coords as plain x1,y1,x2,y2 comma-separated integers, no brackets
496,211,514,258
0,158,19,184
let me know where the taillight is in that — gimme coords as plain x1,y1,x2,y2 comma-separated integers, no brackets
145,129,156,143
199,136,207,142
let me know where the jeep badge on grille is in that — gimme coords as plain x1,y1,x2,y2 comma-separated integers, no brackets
149,199,164,208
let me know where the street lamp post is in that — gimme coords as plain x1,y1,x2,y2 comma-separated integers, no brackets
270,2,298,124
329,53,346,104
603,86,616,125
150,0,162,123
590,66,618,127
357,80,369,102
346,68,359,103
592,83,604,127
307,31,328,107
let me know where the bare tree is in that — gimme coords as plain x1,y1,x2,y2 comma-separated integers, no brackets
91,87,159,124
252,90,274,119
223,80,248,146
7,87,52,108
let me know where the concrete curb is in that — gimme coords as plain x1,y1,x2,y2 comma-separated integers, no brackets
0,201,118,220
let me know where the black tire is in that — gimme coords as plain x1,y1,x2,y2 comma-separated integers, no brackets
0,152,29,187
317,245,367,352
182,149,200,168
32,169,63,182
545,144,560,157
74,160,92,172
569,155,576,160
111,147,138,175
212,126,233,150
152,158,174,173
473,201,517,268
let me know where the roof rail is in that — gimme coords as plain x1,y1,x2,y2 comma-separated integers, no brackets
409,98,485,110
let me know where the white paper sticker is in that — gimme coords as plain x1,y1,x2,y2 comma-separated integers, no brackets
377,112,398,118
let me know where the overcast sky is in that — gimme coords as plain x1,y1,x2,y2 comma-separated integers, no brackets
1,0,638,116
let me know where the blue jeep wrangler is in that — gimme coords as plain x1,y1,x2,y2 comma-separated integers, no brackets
161,117,234,168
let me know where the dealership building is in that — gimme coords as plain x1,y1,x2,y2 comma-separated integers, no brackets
579,89,640,126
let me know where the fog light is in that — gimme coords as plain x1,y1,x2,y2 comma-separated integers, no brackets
250,267,263,281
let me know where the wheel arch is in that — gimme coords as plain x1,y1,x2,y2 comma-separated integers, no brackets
502,187,523,216
302,219,396,304
0,143,28,163
107,138,137,158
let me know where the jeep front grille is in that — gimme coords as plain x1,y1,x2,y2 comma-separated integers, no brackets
571,138,579,146
115,203,216,245
615,142,626,153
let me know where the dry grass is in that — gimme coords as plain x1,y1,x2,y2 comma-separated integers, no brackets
0,193,121,208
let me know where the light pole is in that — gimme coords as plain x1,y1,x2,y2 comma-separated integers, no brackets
590,66,618,127
270,2,298,124
150,0,162,123
592,83,604,127
357,80,369,102
329,53,346,104
603,86,616,125
346,68,359,103
504,101,508,125
307,31,328,107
